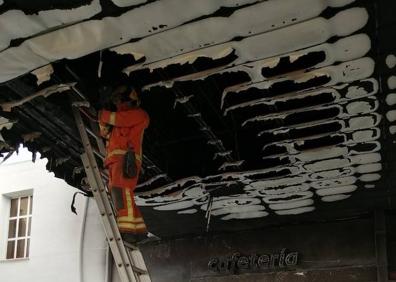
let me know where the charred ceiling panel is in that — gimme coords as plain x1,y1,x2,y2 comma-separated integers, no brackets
0,0,261,83
0,0,396,238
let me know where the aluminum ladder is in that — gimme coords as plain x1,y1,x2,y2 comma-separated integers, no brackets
71,101,151,282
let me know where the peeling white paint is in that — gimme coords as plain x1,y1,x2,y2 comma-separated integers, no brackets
0,0,259,83
135,135,382,217
0,117,16,131
187,113,201,118
146,33,371,88
351,128,380,143
348,114,381,131
388,76,396,90
221,211,269,220
359,173,381,182
218,160,244,171
137,47,236,76
116,2,364,70
0,5,366,83
247,176,306,191
243,158,379,192
269,199,314,210
349,141,381,155
386,54,396,69
193,197,271,220
136,173,168,188
174,95,194,108
315,185,357,196
136,154,381,217
0,0,102,52
31,64,54,86
246,34,371,83
112,0,147,7
213,151,233,160
203,197,261,211
259,113,379,145
184,186,207,198
346,101,373,115
262,191,313,204
123,5,367,83
154,200,195,211
275,206,315,215
310,167,354,180
293,147,345,163
386,93,396,106
311,176,356,189
328,0,356,7
263,127,380,159
0,83,76,112
227,57,374,109
349,153,381,165
2,0,379,221
177,208,197,215
386,110,396,122
249,184,310,196
211,205,265,216
206,140,222,147
304,153,381,172
245,101,377,130
321,194,351,202
343,82,378,99
356,163,382,174
136,177,203,200
352,128,380,143
226,78,377,117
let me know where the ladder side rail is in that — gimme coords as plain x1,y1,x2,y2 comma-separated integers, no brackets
73,107,139,282
89,120,107,156
81,153,143,281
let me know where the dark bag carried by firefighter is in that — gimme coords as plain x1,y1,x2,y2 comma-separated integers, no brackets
123,145,137,178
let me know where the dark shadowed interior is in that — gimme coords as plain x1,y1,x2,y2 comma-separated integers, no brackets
0,0,395,241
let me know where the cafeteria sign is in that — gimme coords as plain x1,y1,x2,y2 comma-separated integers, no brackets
208,249,298,273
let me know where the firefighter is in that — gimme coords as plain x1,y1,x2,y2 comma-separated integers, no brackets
99,84,149,243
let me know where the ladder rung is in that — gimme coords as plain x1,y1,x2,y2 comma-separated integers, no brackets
93,149,105,160
131,265,148,275
86,126,101,140
124,241,139,250
101,171,109,180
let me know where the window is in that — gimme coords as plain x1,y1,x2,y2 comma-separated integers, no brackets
6,196,33,259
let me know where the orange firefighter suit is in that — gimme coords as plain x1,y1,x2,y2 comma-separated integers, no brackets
99,103,149,235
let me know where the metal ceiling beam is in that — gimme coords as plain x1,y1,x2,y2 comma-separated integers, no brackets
159,71,236,170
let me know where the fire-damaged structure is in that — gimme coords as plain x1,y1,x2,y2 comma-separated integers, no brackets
0,0,395,281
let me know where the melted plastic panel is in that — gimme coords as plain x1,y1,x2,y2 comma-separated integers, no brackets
1,0,395,237
0,0,260,83
132,1,386,230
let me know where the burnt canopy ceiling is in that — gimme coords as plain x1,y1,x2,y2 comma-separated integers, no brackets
0,0,396,237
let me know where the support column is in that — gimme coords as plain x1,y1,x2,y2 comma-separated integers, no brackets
374,209,389,282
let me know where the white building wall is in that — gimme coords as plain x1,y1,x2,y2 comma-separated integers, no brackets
0,148,109,282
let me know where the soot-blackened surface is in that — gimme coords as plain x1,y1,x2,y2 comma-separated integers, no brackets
1,0,396,238
0,0,93,14
261,51,326,78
